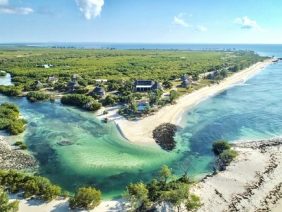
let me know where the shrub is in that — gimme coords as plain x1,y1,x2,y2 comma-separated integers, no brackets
126,166,201,212
212,140,238,171
26,92,52,102
0,188,19,212
0,86,22,96
0,71,7,77
69,187,101,210
125,182,150,211
0,103,26,135
169,90,180,103
212,140,231,156
19,144,28,150
218,149,238,166
162,81,173,89
14,141,23,146
185,194,202,211
7,119,26,135
0,170,62,202
102,95,117,106
61,94,101,112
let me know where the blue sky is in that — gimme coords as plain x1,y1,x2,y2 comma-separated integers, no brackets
0,0,282,43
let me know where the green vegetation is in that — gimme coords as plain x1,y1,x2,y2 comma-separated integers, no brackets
0,170,101,210
26,91,53,102
218,149,238,166
101,95,117,106
0,48,266,118
212,140,231,156
0,71,7,77
69,187,101,210
0,86,22,97
212,140,238,171
61,94,101,111
13,141,27,150
125,165,201,212
0,49,265,83
169,90,180,103
0,170,61,202
0,188,19,212
0,103,26,135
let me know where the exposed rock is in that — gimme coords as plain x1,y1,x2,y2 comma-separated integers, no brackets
0,137,37,170
153,123,178,151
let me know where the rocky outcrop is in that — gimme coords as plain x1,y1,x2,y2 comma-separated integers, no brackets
153,123,178,151
0,137,37,170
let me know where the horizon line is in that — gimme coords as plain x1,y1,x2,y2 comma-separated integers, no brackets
1,42,282,45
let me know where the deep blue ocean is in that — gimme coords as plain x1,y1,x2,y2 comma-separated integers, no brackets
0,44,282,198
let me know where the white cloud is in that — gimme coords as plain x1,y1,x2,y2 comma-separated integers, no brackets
76,0,104,20
234,16,261,30
173,13,207,32
0,0,8,6
0,7,33,15
196,25,208,32
173,14,190,28
0,0,33,15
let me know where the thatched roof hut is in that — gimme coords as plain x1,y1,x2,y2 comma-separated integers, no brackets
92,86,106,97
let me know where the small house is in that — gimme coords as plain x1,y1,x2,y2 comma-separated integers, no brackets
67,80,80,92
48,76,58,84
72,74,80,81
95,79,108,83
92,86,106,98
134,80,162,92
181,74,192,88
37,64,53,69
34,81,43,90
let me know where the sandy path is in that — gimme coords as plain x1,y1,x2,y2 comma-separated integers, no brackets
116,59,274,144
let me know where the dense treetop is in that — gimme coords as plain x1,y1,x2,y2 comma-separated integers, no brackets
0,48,265,82
0,103,26,135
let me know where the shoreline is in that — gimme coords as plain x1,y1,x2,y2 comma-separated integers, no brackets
192,137,282,211
10,137,282,211
115,58,274,144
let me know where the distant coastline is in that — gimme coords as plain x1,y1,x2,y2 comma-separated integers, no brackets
2,42,282,52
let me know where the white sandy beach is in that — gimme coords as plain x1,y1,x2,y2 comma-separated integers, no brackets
13,138,282,212
115,59,274,144
192,138,282,212
7,59,279,212
10,197,125,212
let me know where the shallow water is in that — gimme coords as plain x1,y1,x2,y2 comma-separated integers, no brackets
175,62,282,175
0,73,13,86
0,96,184,198
0,45,282,199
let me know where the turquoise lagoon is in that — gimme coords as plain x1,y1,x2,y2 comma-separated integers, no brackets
0,45,282,198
